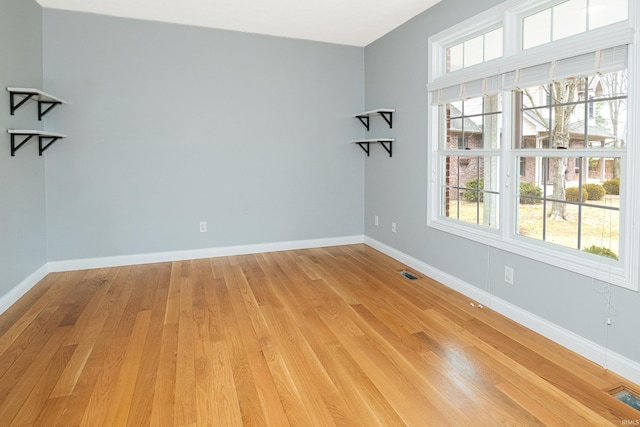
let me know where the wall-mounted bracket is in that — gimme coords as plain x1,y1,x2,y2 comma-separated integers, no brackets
8,130,67,156
7,87,66,120
353,138,394,157
353,108,395,131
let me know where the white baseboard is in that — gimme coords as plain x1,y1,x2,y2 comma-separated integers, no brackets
0,264,50,314
5,235,639,386
48,235,365,272
364,236,640,387
1,235,364,316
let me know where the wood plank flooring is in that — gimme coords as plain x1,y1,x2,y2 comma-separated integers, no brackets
0,244,638,426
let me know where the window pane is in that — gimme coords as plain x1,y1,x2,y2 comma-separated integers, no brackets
483,95,502,149
442,184,461,218
544,202,579,248
445,97,494,150
462,96,484,116
440,104,457,150
520,72,627,150
440,95,501,229
481,156,500,193
447,43,463,72
464,35,484,67
484,28,503,61
522,85,549,109
444,155,463,188
581,206,619,258
517,171,543,203
522,0,628,50
442,155,499,229
544,157,570,197
593,70,628,99
447,27,504,72
518,199,544,240
523,9,551,49
520,104,552,148
593,101,626,148
553,0,586,41
516,155,621,259
593,71,628,148
443,156,459,218
589,0,628,30
449,100,463,118
480,193,500,228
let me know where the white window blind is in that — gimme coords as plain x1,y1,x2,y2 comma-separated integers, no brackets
431,45,628,105
502,44,628,90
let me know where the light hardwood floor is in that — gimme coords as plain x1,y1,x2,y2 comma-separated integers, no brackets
0,244,638,426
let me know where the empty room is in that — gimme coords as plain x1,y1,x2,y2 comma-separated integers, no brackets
1,0,639,425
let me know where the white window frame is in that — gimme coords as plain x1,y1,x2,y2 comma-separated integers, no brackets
427,0,639,290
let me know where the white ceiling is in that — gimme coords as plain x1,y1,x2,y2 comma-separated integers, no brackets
35,0,442,46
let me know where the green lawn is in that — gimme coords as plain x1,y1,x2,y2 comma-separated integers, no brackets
446,195,620,257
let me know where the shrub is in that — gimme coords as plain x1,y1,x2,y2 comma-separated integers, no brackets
584,245,618,260
603,178,620,195
583,183,606,200
565,187,588,202
519,182,542,204
463,177,484,202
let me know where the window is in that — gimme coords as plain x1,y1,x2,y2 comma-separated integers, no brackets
440,96,502,228
427,0,637,289
522,0,628,49
446,27,503,72
515,70,626,256
519,157,527,176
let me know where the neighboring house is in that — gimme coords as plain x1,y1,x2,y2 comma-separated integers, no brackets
520,112,616,188
446,80,618,200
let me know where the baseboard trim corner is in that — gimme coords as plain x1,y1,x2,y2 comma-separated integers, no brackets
0,264,50,314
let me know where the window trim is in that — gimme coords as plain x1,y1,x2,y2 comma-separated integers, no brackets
427,0,639,290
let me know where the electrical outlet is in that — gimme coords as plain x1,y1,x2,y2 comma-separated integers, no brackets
391,222,397,233
504,266,514,285
199,221,207,233
375,215,379,226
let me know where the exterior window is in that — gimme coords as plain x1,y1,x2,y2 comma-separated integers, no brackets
519,157,527,176
522,0,628,49
440,96,502,228
428,0,636,289
515,71,626,258
446,27,503,72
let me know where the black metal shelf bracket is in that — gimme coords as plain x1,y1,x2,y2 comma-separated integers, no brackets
38,134,63,155
380,140,392,157
7,87,66,120
9,133,35,156
38,100,62,120
356,141,371,156
356,115,370,131
8,130,67,156
379,111,393,128
353,109,395,131
353,139,394,158
9,92,35,115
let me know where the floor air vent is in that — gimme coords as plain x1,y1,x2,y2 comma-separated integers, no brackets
607,384,640,411
399,270,419,280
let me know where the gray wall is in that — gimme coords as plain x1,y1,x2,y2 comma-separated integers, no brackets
363,0,640,364
42,10,365,260
3,0,637,371
0,0,47,295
